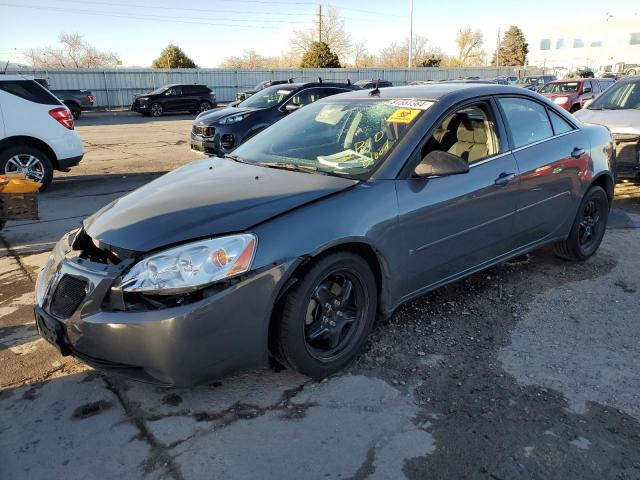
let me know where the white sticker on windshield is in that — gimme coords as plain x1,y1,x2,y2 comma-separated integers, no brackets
385,99,434,110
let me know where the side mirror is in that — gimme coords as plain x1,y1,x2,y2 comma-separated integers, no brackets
285,102,301,113
414,151,470,178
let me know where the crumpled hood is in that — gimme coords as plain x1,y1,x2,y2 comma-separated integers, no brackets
84,158,357,253
574,108,640,134
195,106,255,124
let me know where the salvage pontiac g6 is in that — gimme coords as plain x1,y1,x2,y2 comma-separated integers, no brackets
34,84,615,386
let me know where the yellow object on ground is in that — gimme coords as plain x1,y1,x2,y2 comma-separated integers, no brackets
0,173,42,193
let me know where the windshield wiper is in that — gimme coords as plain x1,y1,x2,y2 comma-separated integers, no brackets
259,162,323,174
224,153,250,164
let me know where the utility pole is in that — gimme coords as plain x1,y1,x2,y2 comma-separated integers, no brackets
318,4,323,43
496,26,501,67
408,0,414,68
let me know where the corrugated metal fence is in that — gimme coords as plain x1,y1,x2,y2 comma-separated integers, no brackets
7,67,521,107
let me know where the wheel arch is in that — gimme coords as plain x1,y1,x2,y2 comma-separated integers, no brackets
589,172,614,205
0,136,59,169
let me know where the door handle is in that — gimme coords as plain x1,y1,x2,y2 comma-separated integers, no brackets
494,172,516,186
571,147,586,159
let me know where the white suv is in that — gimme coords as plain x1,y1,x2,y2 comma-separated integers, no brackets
0,75,84,189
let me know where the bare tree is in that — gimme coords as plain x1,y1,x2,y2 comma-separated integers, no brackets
221,50,270,69
453,28,486,67
24,32,118,68
290,6,352,62
352,41,375,67
376,36,443,68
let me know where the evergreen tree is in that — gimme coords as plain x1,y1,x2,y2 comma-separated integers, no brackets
300,42,341,68
152,44,197,68
492,26,528,66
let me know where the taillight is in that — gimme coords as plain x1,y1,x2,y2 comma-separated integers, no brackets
87,95,94,104
48,107,74,130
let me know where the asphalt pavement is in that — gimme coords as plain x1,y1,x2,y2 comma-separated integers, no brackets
1,113,640,480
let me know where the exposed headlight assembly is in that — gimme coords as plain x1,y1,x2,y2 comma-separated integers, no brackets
220,113,249,125
138,97,149,101
121,234,257,294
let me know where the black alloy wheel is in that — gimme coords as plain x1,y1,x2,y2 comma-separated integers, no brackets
150,102,163,117
276,251,377,378
199,101,212,113
554,185,609,261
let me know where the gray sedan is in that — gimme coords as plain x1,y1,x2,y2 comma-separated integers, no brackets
34,84,615,386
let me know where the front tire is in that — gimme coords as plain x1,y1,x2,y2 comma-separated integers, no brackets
553,185,609,261
150,102,163,117
0,145,54,190
275,251,377,379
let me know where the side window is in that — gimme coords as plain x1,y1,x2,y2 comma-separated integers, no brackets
0,80,60,105
583,81,592,93
165,86,183,96
318,88,350,98
421,102,500,165
182,85,198,94
547,109,574,135
498,97,553,149
290,88,321,106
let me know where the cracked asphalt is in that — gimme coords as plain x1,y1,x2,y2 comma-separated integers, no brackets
1,113,640,479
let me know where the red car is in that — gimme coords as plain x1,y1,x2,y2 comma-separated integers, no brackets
539,78,614,112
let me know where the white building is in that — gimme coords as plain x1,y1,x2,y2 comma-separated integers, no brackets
527,18,640,73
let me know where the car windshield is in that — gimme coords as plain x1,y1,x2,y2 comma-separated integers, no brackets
150,86,168,95
232,98,433,178
238,85,296,108
588,80,640,110
540,82,580,93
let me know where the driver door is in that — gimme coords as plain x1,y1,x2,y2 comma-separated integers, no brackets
163,86,184,111
395,99,520,297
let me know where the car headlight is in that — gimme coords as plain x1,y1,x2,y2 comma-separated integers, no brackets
553,97,569,104
138,97,148,102
220,113,249,125
120,234,257,295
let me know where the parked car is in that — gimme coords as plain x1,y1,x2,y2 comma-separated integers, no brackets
566,67,595,79
516,75,557,91
539,78,612,112
235,79,292,102
191,80,359,156
0,75,83,189
35,83,614,386
354,79,393,89
131,84,216,117
34,79,94,120
575,76,640,179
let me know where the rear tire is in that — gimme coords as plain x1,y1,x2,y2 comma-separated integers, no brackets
553,186,608,261
0,145,54,190
198,101,212,113
275,251,377,379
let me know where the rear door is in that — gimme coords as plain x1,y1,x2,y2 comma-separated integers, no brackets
496,96,588,246
395,98,520,296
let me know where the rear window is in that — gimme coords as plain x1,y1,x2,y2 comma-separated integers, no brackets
0,80,61,105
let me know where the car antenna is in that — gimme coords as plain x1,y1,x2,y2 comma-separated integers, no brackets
369,79,380,97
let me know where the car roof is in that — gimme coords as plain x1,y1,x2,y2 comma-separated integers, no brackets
334,83,532,101
0,74,35,81
267,81,357,89
162,83,207,88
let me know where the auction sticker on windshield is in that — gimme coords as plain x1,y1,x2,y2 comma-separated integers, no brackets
387,108,421,124
385,99,434,110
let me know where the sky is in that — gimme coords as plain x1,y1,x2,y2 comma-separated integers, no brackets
0,0,638,67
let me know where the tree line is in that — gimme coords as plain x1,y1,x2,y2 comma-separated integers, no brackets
23,9,528,70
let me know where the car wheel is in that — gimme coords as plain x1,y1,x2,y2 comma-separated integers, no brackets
150,102,163,117
0,146,54,190
553,185,609,261
199,101,212,113
275,251,377,378
65,102,81,120
627,69,637,76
